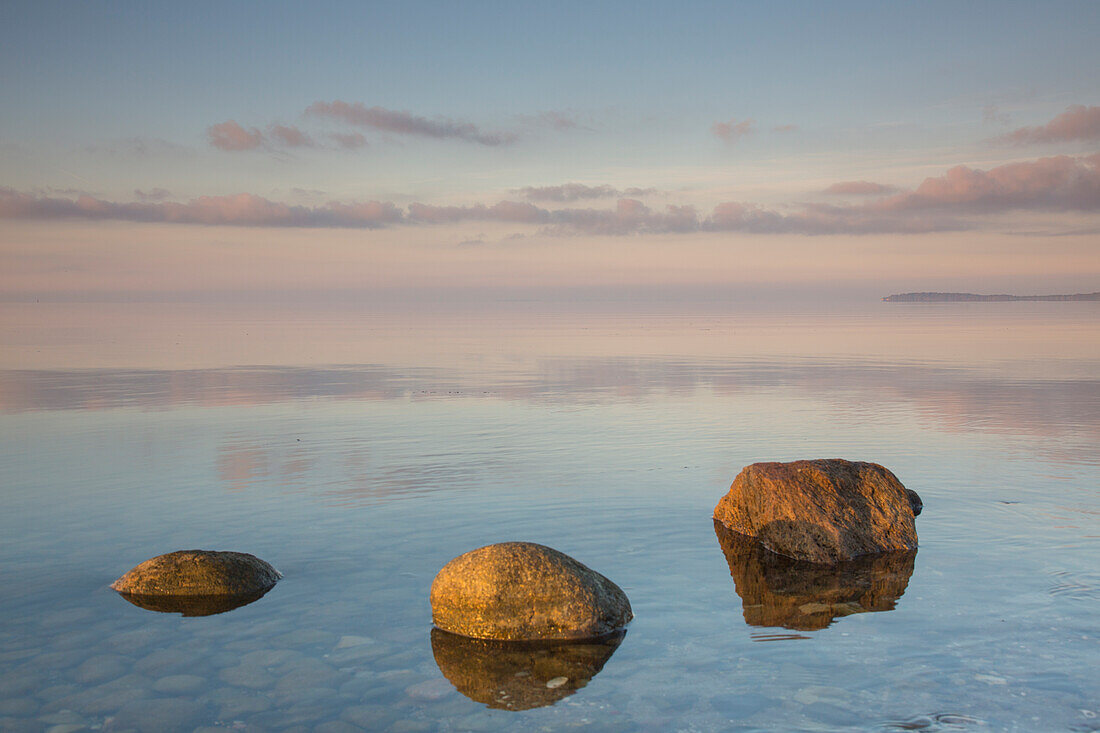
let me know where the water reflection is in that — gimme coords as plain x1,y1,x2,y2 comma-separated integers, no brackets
114,587,273,616
1,358,1095,464
430,628,625,710
714,521,916,631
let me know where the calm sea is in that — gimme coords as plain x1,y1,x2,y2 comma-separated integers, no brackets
0,300,1097,732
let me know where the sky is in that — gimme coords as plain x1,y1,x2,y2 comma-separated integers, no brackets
1,0,1098,302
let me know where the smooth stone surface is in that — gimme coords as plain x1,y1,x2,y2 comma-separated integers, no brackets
714,459,920,563
111,696,207,733
111,550,280,597
152,674,206,695
430,542,632,641
715,520,916,630
431,627,624,710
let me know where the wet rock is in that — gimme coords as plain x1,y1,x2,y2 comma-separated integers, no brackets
405,678,455,702
219,664,276,690
111,696,207,733
715,521,916,630
204,687,272,718
713,459,919,563
340,703,393,729
0,696,36,717
390,721,435,733
151,674,205,695
110,550,280,602
906,488,923,516
315,721,361,733
116,590,271,616
273,658,340,693
45,724,86,733
0,717,40,733
73,653,130,684
431,627,624,710
134,647,204,676
430,542,632,641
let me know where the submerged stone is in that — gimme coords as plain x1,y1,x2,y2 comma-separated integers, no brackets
430,627,624,710
430,542,632,641
110,550,280,612
715,520,916,630
713,459,919,563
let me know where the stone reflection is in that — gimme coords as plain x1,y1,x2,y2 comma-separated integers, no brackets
430,628,624,710
714,520,916,631
115,587,272,616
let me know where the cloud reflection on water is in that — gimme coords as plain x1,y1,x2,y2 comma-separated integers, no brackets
1,358,1095,465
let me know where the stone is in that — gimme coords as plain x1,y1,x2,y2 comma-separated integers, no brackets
713,459,920,563
430,627,624,710
340,703,393,729
219,664,276,690
715,520,916,630
0,698,37,716
117,592,269,616
405,678,455,701
152,674,206,695
430,542,632,641
111,696,207,733
110,550,280,603
73,654,130,684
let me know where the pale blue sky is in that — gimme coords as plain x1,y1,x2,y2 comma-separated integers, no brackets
1,1,1098,298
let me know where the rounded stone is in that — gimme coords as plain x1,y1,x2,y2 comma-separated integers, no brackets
111,550,281,597
430,542,632,641
713,459,919,564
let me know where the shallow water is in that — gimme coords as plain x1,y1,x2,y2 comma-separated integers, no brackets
0,301,1097,732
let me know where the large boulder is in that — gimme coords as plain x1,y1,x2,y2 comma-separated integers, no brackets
714,520,915,630
111,550,281,598
430,542,632,641
430,628,624,710
713,459,920,564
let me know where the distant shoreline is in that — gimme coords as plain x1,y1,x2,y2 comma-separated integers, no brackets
882,292,1100,302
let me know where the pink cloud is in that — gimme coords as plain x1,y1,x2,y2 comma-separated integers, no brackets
712,118,754,143
823,181,899,195
307,100,517,146
999,105,1100,144
330,132,368,149
134,187,172,201
267,124,313,148
514,183,658,202
772,124,798,133
207,120,265,151
873,154,1100,212
0,188,401,228
3,154,1096,235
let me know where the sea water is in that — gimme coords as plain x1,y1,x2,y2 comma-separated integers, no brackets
0,301,1096,732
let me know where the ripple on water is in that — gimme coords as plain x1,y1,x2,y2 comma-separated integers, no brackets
881,712,985,730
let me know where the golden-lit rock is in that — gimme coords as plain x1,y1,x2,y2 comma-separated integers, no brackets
110,550,281,598
715,520,916,630
430,628,624,710
713,459,919,563
430,542,632,641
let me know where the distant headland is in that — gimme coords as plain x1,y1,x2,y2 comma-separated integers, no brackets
882,292,1100,302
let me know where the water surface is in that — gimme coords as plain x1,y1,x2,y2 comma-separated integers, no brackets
1,301,1097,732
